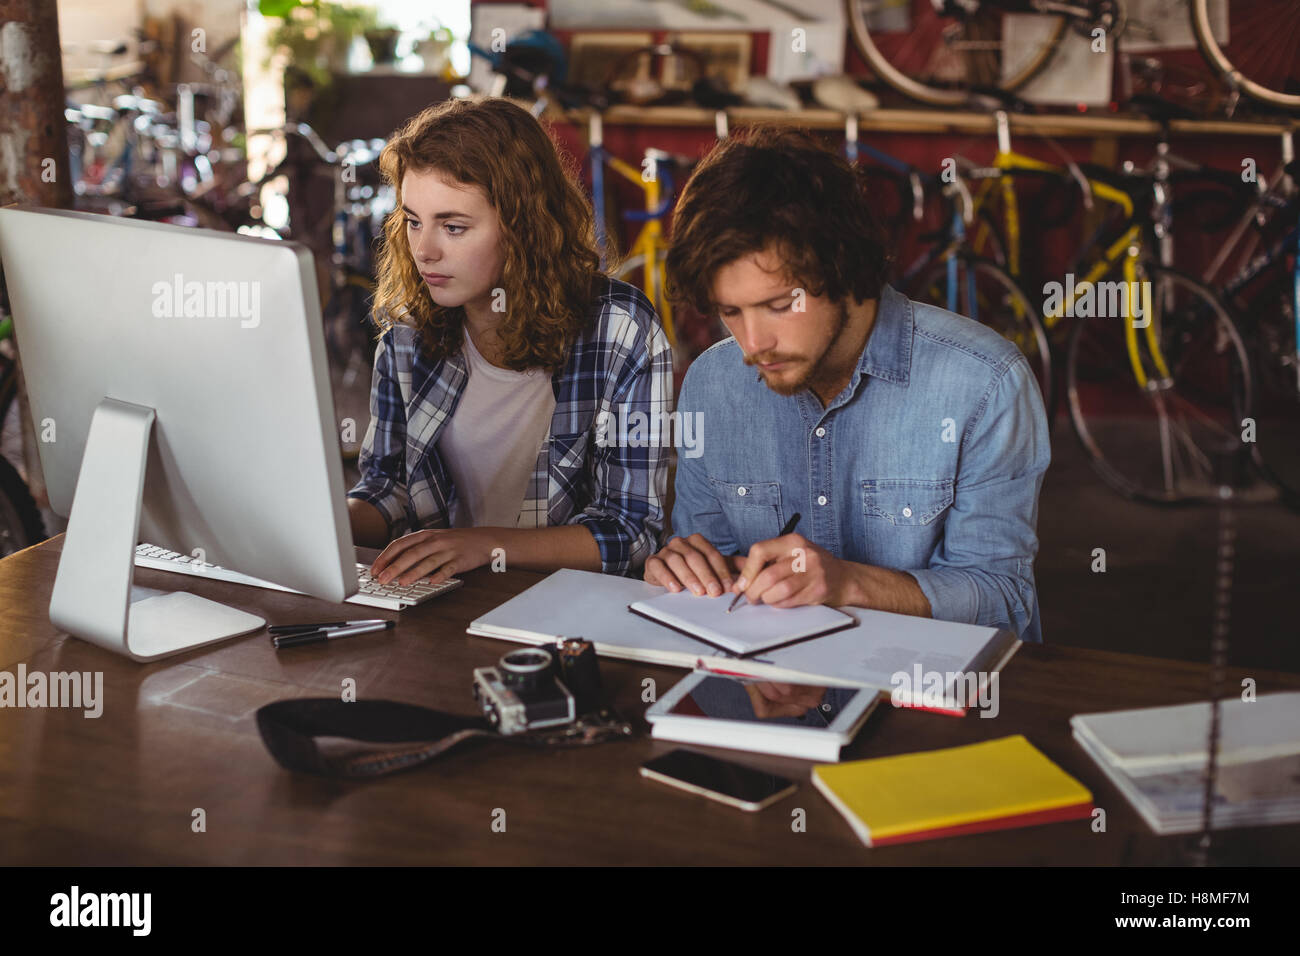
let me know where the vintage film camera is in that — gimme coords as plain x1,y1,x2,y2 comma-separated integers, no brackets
472,637,603,735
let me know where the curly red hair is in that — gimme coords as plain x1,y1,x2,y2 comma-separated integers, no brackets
372,97,602,371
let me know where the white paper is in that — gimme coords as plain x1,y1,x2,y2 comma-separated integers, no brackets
743,607,1002,690
1123,0,1229,52
1003,13,1113,106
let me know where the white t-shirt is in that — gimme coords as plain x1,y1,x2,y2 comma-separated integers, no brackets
436,329,556,528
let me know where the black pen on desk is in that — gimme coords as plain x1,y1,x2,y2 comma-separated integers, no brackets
272,620,395,649
268,619,387,635
726,512,802,614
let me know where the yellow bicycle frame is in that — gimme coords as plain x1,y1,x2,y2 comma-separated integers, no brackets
973,149,1172,389
602,151,675,346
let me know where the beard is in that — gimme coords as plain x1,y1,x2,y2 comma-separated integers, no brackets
744,301,851,397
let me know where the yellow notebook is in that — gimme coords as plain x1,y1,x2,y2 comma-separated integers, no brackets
812,735,1093,847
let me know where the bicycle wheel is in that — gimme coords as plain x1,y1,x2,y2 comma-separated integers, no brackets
1193,0,1300,110
1066,264,1254,504
1239,269,1300,508
0,453,45,557
845,0,1067,106
910,253,1056,424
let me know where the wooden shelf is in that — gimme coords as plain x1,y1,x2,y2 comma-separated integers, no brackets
564,105,1296,138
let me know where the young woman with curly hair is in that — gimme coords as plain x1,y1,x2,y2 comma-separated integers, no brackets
347,97,673,585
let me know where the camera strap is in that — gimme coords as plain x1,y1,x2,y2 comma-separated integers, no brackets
255,698,633,779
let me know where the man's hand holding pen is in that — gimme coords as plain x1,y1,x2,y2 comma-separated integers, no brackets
729,532,860,610
645,511,870,611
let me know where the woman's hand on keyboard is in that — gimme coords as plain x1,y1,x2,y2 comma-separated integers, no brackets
370,529,496,586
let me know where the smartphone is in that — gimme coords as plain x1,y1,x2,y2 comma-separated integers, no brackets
640,749,797,811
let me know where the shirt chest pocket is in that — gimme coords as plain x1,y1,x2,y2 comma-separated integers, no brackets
549,432,587,471
862,478,954,526
543,432,588,512
708,478,785,550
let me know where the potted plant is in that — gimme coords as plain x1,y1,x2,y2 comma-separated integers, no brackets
261,0,378,84
363,26,401,67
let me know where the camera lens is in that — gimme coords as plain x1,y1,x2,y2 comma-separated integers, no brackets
499,648,553,692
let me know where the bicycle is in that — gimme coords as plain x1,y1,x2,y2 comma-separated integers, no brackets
1057,163,1256,505
847,1,1299,112
64,38,251,231
902,104,1090,424
586,112,698,351
903,172,1059,422
1192,0,1300,112
902,102,1256,502
842,113,928,240
1194,136,1300,504
245,123,391,390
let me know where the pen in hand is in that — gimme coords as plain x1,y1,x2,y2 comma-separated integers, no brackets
726,512,802,613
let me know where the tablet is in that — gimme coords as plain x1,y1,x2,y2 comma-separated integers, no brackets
645,671,881,762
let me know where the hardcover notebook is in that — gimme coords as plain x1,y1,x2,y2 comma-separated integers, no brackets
628,590,857,656
812,735,1094,847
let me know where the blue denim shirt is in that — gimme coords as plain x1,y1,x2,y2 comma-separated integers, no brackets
671,284,1050,642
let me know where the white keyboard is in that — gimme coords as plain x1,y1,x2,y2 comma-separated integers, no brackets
133,543,463,610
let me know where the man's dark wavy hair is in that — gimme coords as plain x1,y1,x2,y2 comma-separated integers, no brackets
666,126,891,316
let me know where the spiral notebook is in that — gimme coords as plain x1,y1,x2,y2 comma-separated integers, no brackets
627,590,857,656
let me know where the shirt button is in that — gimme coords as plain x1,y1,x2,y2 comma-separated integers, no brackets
903,506,913,517
817,495,828,506
815,427,826,437
737,486,747,496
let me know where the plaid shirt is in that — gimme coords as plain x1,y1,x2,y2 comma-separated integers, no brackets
347,276,673,575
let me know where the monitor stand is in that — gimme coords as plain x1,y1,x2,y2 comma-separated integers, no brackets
48,398,265,662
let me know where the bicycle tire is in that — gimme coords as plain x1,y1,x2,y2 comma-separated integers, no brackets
0,453,45,558
1233,267,1300,509
1193,0,1300,110
845,0,1067,107
910,253,1057,425
1066,264,1255,504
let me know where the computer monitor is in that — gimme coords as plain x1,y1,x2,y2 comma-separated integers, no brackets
0,206,357,661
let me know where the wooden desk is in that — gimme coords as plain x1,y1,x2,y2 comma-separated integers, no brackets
2,535,1297,865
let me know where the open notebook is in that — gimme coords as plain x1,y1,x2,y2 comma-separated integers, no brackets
628,590,856,655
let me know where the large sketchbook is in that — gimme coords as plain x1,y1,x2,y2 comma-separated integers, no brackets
467,570,1020,702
